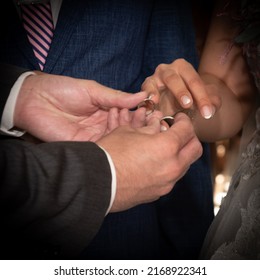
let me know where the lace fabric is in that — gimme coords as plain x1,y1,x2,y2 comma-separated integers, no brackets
200,41,260,260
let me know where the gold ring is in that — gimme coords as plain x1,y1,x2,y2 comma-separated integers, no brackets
137,97,156,116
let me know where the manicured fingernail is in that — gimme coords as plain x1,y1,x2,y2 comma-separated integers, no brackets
181,95,191,106
201,105,214,119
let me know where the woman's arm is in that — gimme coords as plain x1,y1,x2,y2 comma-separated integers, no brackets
196,0,256,141
142,0,257,142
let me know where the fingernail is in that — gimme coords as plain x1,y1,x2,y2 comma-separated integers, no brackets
201,105,214,119
181,95,191,106
160,125,168,132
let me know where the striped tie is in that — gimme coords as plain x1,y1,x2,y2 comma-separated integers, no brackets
21,2,54,70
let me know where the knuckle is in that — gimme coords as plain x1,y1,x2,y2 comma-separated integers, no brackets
195,141,203,157
88,79,98,86
155,63,168,73
190,138,203,160
141,77,150,88
188,77,203,89
163,72,179,85
159,184,174,196
143,76,152,83
212,94,222,108
174,58,188,68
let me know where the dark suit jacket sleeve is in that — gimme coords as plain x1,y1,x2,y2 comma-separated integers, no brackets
0,138,112,259
0,63,29,116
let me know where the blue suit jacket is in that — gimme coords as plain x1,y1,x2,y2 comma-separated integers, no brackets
1,0,214,259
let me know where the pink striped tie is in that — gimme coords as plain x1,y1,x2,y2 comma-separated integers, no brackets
21,2,54,70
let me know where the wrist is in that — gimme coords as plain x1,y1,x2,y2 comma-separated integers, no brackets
1,71,36,137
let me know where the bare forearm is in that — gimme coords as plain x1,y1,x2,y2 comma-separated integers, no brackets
194,0,257,142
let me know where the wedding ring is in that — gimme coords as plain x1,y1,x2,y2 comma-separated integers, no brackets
137,97,155,116
160,109,194,128
160,115,175,127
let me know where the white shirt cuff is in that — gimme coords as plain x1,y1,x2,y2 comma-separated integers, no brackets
99,146,117,215
0,71,36,137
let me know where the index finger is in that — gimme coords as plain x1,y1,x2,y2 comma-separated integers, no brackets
173,60,216,119
141,76,161,104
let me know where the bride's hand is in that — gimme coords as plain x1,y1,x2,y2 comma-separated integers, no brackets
141,58,221,119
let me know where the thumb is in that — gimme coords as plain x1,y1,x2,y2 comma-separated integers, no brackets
92,83,149,109
109,90,149,109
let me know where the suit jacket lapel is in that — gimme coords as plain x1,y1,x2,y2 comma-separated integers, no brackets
44,0,86,73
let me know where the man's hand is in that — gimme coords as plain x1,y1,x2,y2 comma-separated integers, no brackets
14,73,149,142
97,112,203,212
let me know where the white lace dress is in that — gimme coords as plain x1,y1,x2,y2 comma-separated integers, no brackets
200,42,260,260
